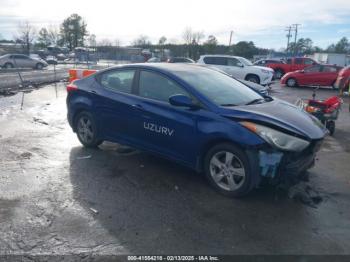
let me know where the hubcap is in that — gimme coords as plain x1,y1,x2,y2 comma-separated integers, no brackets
209,151,246,191
287,79,296,86
77,117,94,143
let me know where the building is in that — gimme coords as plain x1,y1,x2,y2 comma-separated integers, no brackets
311,53,350,67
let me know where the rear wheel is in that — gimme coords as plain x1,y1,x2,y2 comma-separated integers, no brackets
286,77,297,87
204,143,254,197
326,120,335,135
4,62,14,69
75,111,102,148
274,69,284,79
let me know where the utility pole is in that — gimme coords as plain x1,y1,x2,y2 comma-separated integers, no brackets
229,30,233,46
292,24,301,56
285,26,292,54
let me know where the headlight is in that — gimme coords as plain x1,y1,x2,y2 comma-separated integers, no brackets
240,121,310,152
261,69,271,74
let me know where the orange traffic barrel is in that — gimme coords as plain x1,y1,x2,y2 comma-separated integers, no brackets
69,69,97,83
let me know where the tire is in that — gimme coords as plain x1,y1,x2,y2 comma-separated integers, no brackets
274,69,284,79
286,77,297,87
35,63,44,70
331,81,337,90
326,120,335,136
74,111,102,148
4,62,14,69
204,143,255,197
246,75,260,84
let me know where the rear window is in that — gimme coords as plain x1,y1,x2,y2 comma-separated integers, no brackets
203,57,227,66
100,69,135,94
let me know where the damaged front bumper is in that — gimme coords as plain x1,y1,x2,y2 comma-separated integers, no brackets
247,140,323,186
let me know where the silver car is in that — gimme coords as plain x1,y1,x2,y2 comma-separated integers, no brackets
0,54,48,70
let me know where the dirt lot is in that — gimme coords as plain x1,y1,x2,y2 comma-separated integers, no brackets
0,82,350,257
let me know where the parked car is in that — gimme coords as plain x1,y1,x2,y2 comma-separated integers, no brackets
197,55,274,86
281,64,342,88
146,57,162,63
196,64,270,97
167,57,195,63
254,59,285,66
267,57,318,79
45,55,58,65
334,65,350,92
66,63,326,197
0,54,48,70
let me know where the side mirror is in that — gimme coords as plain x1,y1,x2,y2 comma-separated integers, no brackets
169,94,198,109
300,70,305,73
237,63,244,67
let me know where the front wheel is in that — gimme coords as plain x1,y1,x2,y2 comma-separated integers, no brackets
204,143,254,197
286,77,297,87
246,75,260,84
75,111,102,148
35,63,44,70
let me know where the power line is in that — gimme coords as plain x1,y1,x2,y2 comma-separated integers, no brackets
292,24,301,56
285,26,292,54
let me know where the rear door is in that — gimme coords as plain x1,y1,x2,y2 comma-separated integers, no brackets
13,55,33,68
299,65,322,85
93,68,141,144
203,56,228,73
226,57,246,79
132,69,199,165
319,65,339,86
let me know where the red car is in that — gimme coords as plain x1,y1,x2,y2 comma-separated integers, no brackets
281,64,342,88
334,65,350,93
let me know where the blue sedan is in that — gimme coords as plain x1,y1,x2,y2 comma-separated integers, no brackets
66,63,326,197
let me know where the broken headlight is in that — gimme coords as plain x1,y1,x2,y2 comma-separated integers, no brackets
240,121,310,152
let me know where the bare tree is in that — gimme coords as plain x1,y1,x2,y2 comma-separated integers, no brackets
16,21,36,54
114,38,122,47
98,38,112,46
132,35,151,47
88,34,97,47
47,25,60,46
193,31,205,44
182,27,193,45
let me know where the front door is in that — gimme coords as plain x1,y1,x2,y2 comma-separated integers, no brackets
132,70,199,165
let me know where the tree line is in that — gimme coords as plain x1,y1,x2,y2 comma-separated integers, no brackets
0,13,349,59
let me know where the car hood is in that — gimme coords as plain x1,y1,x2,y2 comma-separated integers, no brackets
220,98,327,140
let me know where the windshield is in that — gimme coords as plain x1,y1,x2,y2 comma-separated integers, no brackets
174,66,263,106
239,57,253,66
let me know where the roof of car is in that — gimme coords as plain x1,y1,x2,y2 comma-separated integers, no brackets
100,63,214,75
199,54,243,59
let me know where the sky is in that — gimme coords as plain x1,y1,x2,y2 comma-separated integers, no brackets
0,0,350,49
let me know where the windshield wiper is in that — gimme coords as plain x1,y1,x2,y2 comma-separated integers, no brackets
220,103,238,107
245,98,265,105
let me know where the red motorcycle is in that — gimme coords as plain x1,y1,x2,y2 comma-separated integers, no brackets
296,88,342,135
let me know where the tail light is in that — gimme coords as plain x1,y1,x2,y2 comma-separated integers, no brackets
66,83,78,92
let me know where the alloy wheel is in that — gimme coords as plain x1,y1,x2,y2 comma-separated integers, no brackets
77,116,94,144
209,151,246,191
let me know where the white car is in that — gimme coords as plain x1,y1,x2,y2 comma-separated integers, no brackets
197,55,274,85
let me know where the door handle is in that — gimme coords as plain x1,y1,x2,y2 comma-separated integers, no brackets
131,104,144,111
89,90,97,94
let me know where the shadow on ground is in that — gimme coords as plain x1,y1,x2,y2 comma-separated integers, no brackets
68,143,313,254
